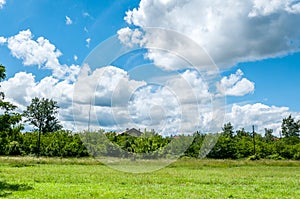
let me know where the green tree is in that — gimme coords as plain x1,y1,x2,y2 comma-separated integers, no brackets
0,65,22,132
0,65,6,99
0,65,23,155
23,97,62,156
222,122,234,138
281,115,299,138
264,128,275,143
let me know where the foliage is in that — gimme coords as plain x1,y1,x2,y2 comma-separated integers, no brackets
281,115,300,137
247,154,260,160
21,130,89,157
1,123,300,159
0,64,22,133
23,97,62,134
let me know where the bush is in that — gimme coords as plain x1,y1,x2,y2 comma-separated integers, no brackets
293,152,300,160
266,154,285,160
6,141,23,156
247,154,260,161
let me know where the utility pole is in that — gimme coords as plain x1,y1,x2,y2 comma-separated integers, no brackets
252,125,256,155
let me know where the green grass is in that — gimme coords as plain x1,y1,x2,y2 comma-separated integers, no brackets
0,157,300,198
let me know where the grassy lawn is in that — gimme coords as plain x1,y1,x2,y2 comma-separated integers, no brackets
0,157,300,198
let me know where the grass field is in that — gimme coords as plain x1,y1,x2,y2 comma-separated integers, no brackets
0,157,300,198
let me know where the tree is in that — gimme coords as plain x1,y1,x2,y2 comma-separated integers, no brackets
23,97,62,134
264,128,275,143
0,65,23,155
281,115,299,138
222,123,234,138
23,97,62,157
0,64,22,132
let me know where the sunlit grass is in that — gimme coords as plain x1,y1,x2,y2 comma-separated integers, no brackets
0,157,299,198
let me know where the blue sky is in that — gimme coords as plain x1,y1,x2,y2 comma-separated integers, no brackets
228,53,300,112
0,0,300,135
0,0,139,79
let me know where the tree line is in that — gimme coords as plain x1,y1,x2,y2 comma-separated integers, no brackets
1,64,300,159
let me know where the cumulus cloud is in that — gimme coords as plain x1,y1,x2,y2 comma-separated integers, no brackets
3,29,80,81
128,85,181,135
0,72,75,132
126,69,221,134
1,72,74,107
1,7,299,136
72,65,222,134
0,0,5,9
225,103,300,136
7,29,62,67
217,69,255,96
0,36,6,44
65,16,73,25
72,65,148,131
249,0,300,17
120,0,300,68
117,27,146,48
0,65,144,131
1,66,298,135
116,0,300,137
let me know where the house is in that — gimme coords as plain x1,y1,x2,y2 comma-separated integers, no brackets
120,128,143,137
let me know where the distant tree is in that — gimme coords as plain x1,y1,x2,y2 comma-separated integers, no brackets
222,123,234,138
0,65,5,99
0,64,22,132
236,128,251,138
23,97,62,157
0,65,23,155
281,115,299,138
264,128,275,142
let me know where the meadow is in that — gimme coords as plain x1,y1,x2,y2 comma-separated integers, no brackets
0,157,300,199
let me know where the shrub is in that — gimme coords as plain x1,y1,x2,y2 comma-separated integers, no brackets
247,154,260,161
266,154,285,160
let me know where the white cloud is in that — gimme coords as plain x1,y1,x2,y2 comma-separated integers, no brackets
72,66,219,134
225,103,300,136
117,27,146,48
249,0,300,17
0,62,222,134
116,0,300,137
217,69,255,96
4,29,80,81
145,49,190,71
0,36,7,44
128,85,181,135
72,65,147,131
74,65,146,105
1,72,73,106
86,38,91,48
124,69,221,135
1,68,299,136
74,55,78,62
65,16,73,25
120,0,300,68
7,29,61,67
0,0,5,9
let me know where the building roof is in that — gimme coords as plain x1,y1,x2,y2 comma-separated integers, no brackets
122,128,143,137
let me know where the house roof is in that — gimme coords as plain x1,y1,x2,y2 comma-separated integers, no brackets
122,128,143,137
